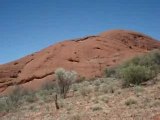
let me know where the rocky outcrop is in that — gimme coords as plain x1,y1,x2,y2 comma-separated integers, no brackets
0,30,160,94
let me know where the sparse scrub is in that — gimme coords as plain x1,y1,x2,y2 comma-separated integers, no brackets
0,97,10,112
79,85,93,96
41,81,56,92
38,81,57,102
99,83,115,94
116,50,160,87
55,68,77,98
150,100,160,107
93,79,101,86
58,98,66,108
134,86,144,97
105,67,116,77
8,86,25,105
94,86,99,92
125,98,137,106
69,113,81,120
0,85,36,112
143,97,151,107
6,86,30,109
91,96,99,104
36,90,48,100
77,76,86,83
71,83,79,92
81,80,90,86
24,92,37,103
99,95,109,103
91,104,103,111
99,84,108,93
134,86,144,93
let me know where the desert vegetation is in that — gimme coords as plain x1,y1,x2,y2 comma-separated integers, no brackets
105,49,160,87
0,86,36,113
0,50,160,119
55,68,77,98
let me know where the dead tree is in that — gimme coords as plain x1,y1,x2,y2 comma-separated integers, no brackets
54,94,59,110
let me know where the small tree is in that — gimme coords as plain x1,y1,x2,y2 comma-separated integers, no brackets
55,68,77,98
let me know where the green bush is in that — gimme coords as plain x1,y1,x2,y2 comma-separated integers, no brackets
55,68,77,98
105,67,116,77
0,97,10,112
112,50,160,87
121,50,160,70
120,64,152,86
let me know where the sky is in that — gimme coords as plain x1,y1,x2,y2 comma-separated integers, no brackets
0,0,160,64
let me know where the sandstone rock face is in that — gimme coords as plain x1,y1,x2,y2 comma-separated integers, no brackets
0,30,160,94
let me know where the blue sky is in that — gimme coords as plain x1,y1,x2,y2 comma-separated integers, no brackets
0,0,160,64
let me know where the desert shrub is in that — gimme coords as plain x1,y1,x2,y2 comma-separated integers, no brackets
105,67,116,77
125,98,137,106
79,85,93,96
0,85,35,112
94,86,99,92
41,81,56,91
134,86,144,93
115,50,160,87
40,81,57,98
23,92,37,103
99,84,108,93
36,88,57,102
0,97,10,112
58,98,66,108
93,79,101,86
99,82,115,94
77,76,86,83
55,68,77,98
81,80,90,86
69,113,81,120
122,50,160,70
150,100,160,107
71,83,79,91
91,104,103,111
8,86,37,104
120,64,153,87
139,50,160,68
7,86,27,107
99,95,109,103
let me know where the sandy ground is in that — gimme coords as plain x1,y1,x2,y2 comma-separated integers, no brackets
1,76,160,120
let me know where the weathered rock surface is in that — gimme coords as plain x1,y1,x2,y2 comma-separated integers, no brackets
0,30,160,94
